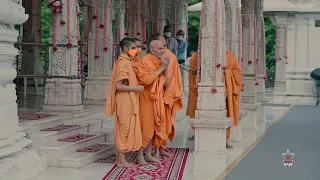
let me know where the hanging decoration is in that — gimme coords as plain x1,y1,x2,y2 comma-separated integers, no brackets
141,0,147,49
125,0,128,36
284,27,288,64
241,15,244,70
212,0,219,93
104,0,109,51
48,0,62,52
85,7,92,56
196,0,205,87
112,42,117,64
66,0,72,48
76,6,81,78
261,22,267,82
253,17,258,86
237,8,242,69
131,1,135,37
95,0,100,59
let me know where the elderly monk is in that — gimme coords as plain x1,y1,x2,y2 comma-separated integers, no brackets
151,35,183,158
104,38,144,168
187,51,242,149
135,40,170,164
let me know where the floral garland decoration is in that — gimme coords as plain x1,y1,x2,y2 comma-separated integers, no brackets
241,15,244,70
85,7,92,56
103,0,109,51
76,7,81,78
66,0,72,48
48,0,62,51
237,7,242,69
112,42,117,64
253,17,258,86
95,0,100,59
141,0,147,49
131,2,135,37
196,0,205,87
261,21,267,82
212,0,219,93
284,27,288,64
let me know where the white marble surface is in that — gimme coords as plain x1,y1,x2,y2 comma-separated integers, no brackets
30,105,288,180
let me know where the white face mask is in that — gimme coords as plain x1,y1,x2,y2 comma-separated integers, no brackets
164,32,171,37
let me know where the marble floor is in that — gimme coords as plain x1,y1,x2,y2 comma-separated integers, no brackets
30,105,289,180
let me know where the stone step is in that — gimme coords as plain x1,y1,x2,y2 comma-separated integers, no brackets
38,132,106,167
78,119,103,132
30,124,89,144
94,128,113,143
59,143,115,168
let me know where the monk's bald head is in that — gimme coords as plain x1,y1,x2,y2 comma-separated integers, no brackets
149,40,164,59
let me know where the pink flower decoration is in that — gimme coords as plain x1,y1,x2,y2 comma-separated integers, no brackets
60,21,66,25
211,89,217,93
66,43,72,49
100,24,105,28
216,63,222,68
103,47,108,51
248,61,252,65
95,55,100,59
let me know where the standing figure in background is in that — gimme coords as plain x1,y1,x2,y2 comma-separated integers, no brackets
176,30,187,65
163,25,178,56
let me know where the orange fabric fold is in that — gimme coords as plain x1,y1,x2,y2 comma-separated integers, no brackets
136,53,166,148
155,49,184,150
186,52,199,119
104,53,142,152
224,50,243,130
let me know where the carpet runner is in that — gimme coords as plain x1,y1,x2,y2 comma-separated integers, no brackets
18,112,57,120
40,125,81,132
101,148,189,180
57,134,95,142
76,144,114,152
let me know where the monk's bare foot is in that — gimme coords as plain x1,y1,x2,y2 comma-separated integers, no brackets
160,150,172,157
145,154,160,163
154,151,160,160
226,143,233,149
188,136,195,141
136,155,147,165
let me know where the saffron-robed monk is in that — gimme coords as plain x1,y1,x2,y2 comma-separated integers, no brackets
134,40,170,164
187,50,242,149
151,35,183,158
104,38,144,168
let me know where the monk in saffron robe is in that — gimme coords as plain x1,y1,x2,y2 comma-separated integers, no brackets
187,51,242,149
105,38,144,167
224,50,243,148
151,35,183,158
135,40,170,164
186,52,198,119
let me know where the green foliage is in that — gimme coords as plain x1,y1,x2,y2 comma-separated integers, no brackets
264,18,276,70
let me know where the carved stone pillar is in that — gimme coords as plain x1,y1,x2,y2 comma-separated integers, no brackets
272,13,288,103
84,0,113,105
255,0,269,125
148,0,159,36
225,0,240,56
44,0,83,112
241,0,259,130
157,0,166,35
0,0,46,178
19,0,41,95
189,0,232,155
114,0,125,42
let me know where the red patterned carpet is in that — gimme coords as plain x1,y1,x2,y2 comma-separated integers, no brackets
40,125,81,132
18,112,57,120
76,144,114,152
57,134,96,142
100,148,189,180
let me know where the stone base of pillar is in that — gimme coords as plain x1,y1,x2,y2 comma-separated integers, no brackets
0,132,47,180
272,92,287,104
241,104,258,130
84,77,110,105
274,80,286,93
190,118,232,155
44,79,83,112
273,94,315,105
229,110,248,142
256,77,267,102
